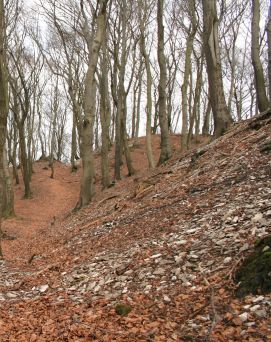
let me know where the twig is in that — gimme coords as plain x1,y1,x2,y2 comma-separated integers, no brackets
96,194,119,208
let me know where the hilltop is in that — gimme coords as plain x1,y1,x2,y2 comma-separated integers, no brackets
0,113,271,341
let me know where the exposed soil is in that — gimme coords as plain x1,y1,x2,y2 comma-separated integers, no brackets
0,119,271,342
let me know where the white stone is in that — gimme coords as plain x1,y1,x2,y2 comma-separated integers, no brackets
224,257,232,264
150,254,162,259
250,305,260,312
251,213,263,223
239,312,248,322
39,285,49,293
175,240,187,246
163,295,171,303
252,296,264,303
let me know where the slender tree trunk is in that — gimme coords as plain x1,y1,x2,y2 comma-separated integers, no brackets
100,37,111,188
122,102,135,176
11,123,19,184
1,149,15,217
139,0,155,169
251,0,269,112
181,7,197,151
37,108,46,159
135,72,142,138
267,3,271,102
18,124,31,198
70,111,78,172
0,0,8,257
202,98,211,136
188,54,203,146
202,0,233,138
131,82,138,139
49,83,58,179
157,0,171,164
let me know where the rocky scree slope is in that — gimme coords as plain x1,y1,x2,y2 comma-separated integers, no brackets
0,111,271,341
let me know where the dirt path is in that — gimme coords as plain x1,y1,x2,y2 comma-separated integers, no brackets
2,161,80,264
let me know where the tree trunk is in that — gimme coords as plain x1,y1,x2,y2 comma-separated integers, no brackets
251,0,269,112
267,3,271,102
77,0,108,208
0,0,8,257
70,111,78,172
202,98,211,136
202,0,233,138
1,149,15,217
18,124,31,198
181,1,197,151
100,37,111,188
157,0,171,164
135,72,142,138
139,0,155,169
188,53,203,146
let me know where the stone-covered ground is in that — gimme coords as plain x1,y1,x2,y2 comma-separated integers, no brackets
0,113,270,341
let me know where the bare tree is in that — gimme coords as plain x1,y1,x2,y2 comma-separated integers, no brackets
202,0,233,138
267,2,271,102
179,0,198,151
157,0,171,164
77,0,109,208
139,0,155,169
99,32,111,188
0,0,8,257
251,0,269,112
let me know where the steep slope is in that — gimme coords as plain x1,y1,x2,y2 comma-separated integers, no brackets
0,113,270,341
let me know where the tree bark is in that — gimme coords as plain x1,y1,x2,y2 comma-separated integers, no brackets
157,0,171,164
202,0,233,138
77,0,108,208
251,0,269,112
1,149,15,217
100,36,111,188
202,98,211,136
267,3,271,102
139,0,155,169
181,0,197,151
0,0,8,257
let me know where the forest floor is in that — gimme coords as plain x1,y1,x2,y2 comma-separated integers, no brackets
0,115,271,341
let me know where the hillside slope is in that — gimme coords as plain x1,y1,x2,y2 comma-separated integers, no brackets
0,113,271,341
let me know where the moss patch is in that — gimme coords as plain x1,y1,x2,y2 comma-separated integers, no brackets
115,303,132,316
235,235,271,297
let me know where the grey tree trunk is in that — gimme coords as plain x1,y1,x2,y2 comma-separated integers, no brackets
70,111,78,172
49,80,58,179
77,0,108,208
1,149,14,217
251,0,269,112
202,0,233,138
181,0,197,151
267,3,271,102
202,99,211,136
188,53,203,146
157,0,171,164
0,0,8,257
139,0,155,169
100,37,111,188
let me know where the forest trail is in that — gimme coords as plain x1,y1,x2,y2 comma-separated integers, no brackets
2,161,80,264
0,123,270,341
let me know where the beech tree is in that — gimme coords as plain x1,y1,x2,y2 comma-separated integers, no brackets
0,0,8,257
139,0,155,169
157,0,171,164
251,0,269,112
202,0,233,138
268,2,271,101
77,0,109,208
